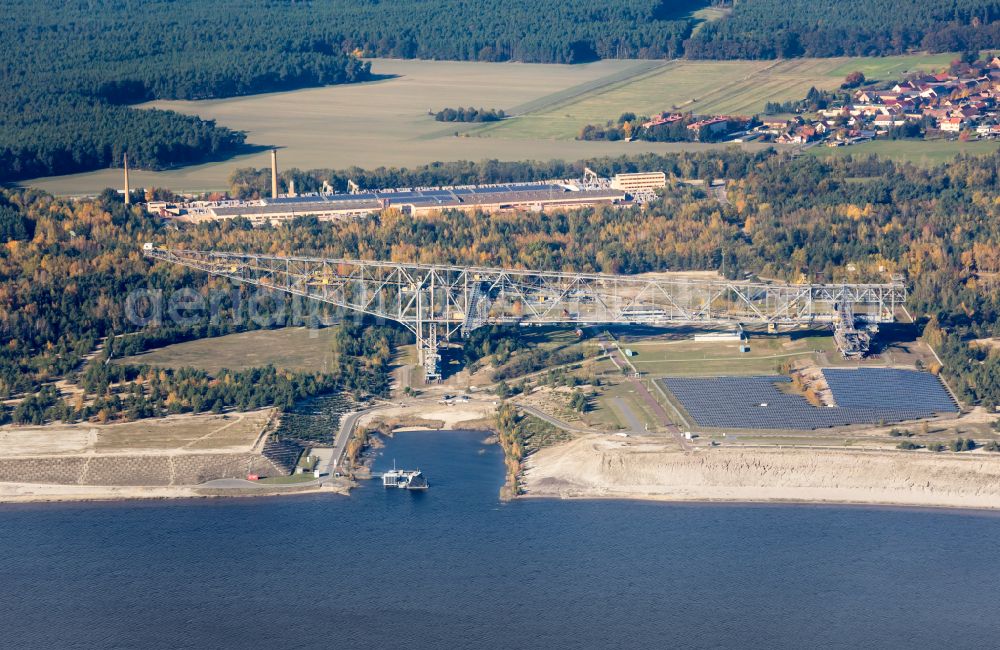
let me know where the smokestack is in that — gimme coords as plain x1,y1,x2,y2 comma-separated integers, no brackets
123,152,131,205
270,149,278,199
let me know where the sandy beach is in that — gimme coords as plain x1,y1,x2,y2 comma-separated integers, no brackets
358,400,496,431
523,434,1000,510
0,480,349,504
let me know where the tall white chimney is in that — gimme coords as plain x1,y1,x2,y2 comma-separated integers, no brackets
270,149,279,199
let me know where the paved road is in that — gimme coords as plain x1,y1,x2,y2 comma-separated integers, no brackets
328,406,379,475
610,397,645,433
630,378,688,450
198,472,329,492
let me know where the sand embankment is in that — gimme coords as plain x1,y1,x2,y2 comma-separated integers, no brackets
523,435,1000,509
358,400,496,432
0,480,347,504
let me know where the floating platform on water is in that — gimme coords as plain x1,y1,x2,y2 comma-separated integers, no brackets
381,466,429,490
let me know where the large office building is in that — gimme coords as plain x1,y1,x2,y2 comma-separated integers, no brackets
610,171,667,193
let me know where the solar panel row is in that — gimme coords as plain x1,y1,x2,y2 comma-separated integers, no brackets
662,368,957,430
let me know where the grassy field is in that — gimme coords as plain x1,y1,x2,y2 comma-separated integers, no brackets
100,409,270,452
825,52,960,80
23,51,976,195
116,327,339,374
809,139,1000,166
617,332,835,376
0,410,270,456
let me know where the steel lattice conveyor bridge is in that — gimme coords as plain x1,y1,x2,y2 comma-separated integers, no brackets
143,246,906,380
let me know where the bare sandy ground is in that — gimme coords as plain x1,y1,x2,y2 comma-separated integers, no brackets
358,400,495,431
523,434,1000,510
0,482,201,503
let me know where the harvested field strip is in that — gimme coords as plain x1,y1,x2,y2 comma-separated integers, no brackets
505,60,673,116
468,60,677,139
698,76,825,115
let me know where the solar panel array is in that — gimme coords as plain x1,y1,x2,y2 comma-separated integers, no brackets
823,368,956,412
662,368,957,430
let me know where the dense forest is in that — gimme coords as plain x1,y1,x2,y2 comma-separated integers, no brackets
686,0,1000,58
327,0,699,62
0,1,370,182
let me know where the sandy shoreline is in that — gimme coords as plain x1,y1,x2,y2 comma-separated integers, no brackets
0,480,348,504
9,399,1000,511
522,435,1000,511
518,490,1000,513
515,492,1000,516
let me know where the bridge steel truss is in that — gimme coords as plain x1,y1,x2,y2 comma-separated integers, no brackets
144,247,907,380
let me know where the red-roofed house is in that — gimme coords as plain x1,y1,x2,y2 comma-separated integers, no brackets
939,116,966,132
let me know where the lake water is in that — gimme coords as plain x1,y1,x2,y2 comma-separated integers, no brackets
2,429,999,649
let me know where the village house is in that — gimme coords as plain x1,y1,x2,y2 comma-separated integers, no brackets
642,112,684,129
939,116,966,132
686,116,731,140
